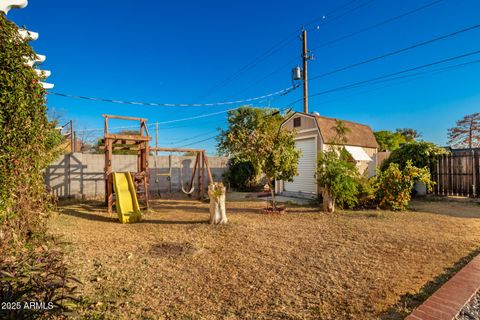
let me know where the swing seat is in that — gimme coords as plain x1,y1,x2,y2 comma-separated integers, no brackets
181,185,195,195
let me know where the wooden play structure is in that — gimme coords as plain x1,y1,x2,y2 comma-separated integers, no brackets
103,114,215,220
103,114,151,214
150,147,214,199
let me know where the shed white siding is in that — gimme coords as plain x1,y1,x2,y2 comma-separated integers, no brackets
284,137,317,196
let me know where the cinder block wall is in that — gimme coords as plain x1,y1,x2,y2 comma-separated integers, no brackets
45,153,229,200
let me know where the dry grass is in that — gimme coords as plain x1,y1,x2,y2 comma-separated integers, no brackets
49,197,480,320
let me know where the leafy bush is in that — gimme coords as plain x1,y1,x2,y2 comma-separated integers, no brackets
317,147,360,212
0,13,77,318
223,157,260,191
316,120,363,212
0,236,79,320
382,141,447,170
355,176,377,209
375,161,433,210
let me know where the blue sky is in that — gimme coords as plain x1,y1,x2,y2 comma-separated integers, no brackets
7,0,480,154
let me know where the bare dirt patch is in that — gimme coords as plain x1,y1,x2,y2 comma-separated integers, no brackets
149,242,198,258
49,197,480,319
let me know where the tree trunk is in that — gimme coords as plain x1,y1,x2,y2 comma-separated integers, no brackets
269,181,276,210
322,189,335,213
209,183,227,224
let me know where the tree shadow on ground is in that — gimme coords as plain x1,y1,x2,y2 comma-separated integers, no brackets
152,203,262,215
410,199,480,219
140,219,207,225
380,247,480,320
61,208,116,223
61,207,209,225
149,205,207,213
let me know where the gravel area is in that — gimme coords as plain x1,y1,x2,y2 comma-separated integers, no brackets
456,292,480,320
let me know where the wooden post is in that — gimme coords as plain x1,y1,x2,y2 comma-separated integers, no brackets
203,152,214,183
189,153,199,194
474,152,480,197
472,150,476,198
442,154,446,196
105,138,113,213
201,151,205,198
144,138,150,210
197,152,202,198
445,155,451,196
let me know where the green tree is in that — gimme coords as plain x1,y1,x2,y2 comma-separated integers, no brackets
217,106,300,209
316,120,360,213
374,130,406,151
382,141,447,170
374,128,421,151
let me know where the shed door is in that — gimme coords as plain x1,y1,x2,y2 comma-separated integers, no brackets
284,138,317,195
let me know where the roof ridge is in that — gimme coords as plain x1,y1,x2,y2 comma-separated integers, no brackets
295,112,371,128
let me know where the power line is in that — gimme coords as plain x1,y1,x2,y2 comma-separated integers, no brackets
302,58,480,107
302,0,360,28
179,135,218,148
309,23,480,81
156,109,231,124
306,0,376,30
162,131,219,145
48,85,296,108
197,0,376,100
231,0,447,97
74,110,229,133
71,50,480,135
310,0,446,51
176,107,292,148
286,49,480,106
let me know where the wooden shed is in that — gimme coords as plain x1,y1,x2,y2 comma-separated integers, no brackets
276,112,379,198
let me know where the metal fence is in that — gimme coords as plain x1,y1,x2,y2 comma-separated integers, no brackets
430,150,480,197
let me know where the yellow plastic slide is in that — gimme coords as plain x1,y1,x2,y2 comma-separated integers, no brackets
112,172,142,223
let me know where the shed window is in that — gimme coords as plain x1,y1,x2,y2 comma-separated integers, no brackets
293,117,301,128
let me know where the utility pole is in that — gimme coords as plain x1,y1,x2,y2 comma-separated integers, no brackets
302,29,309,114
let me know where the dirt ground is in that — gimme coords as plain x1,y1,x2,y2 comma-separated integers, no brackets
49,196,480,320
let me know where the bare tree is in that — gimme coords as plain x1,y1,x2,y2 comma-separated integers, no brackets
395,128,422,142
447,113,480,149
75,127,98,152
47,107,66,126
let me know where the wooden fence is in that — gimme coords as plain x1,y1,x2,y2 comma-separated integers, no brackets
430,150,480,198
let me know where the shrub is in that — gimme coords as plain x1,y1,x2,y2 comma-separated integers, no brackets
316,120,363,212
0,235,79,320
222,157,260,191
375,161,433,210
317,147,360,212
355,176,377,209
381,141,447,170
0,13,77,318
